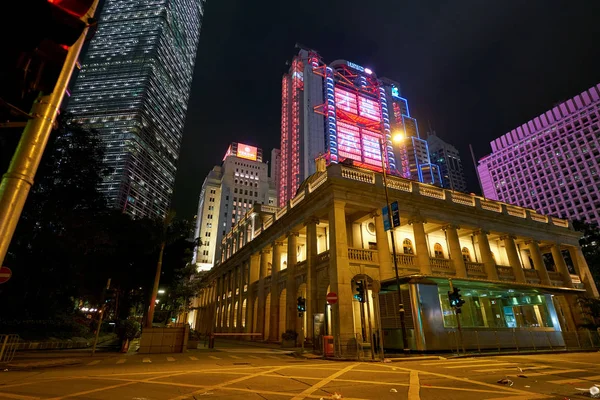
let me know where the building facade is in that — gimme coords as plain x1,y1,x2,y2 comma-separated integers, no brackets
278,47,441,207
427,131,468,192
477,84,600,226
67,0,206,218
192,163,598,353
192,143,276,271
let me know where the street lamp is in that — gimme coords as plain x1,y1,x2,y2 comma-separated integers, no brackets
378,133,410,353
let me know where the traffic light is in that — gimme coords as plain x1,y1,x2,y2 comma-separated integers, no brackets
353,281,365,303
0,0,96,114
296,297,306,313
447,287,465,312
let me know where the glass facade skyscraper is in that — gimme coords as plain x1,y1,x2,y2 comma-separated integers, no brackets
67,0,205,218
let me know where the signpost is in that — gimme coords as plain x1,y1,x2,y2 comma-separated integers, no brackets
0,266,12,284
326,292,338,305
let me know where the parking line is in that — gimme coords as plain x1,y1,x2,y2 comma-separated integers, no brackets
116,359,126,364
209,355,221,360
445,363,515,369
189,356,198,361
229,355,242,359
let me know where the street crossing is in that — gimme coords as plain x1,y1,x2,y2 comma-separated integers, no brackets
85,352,295,366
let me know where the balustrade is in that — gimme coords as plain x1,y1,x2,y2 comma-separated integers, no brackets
429,257,451,269
340,166,375,183
394,253,415,266
348,248,378,263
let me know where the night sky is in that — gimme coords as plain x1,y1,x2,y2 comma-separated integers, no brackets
172,0,600,220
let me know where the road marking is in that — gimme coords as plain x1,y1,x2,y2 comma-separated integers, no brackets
248,355,260,359
166,357,176,362
473,365,551,372
290,363,358,400
445,362,516,369
46,381,137,400
228,355,242,359
509,368,584,377
189,356,198,361
143,358,151,363
86,360,101,366
208,355,221,360
266,355,279,359
116,359,126,364
548,375,600,385
0,391,41,399
421,359,497,366
408,370,420,400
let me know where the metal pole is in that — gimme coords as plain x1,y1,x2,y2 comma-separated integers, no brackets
0,1,100,267
379,138,409,353
92,278,111,356
364,279,375,360
448,279,465,354
146,211,174,328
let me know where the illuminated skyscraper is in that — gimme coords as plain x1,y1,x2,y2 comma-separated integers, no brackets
192,143,277,271
427,131,468,192
279,47,441,206
477,84,600,225
67,0,206,218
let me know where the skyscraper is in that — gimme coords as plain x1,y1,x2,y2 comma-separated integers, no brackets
477,83,600,225
67,0,206,218
279,47,441,206
427,131,468,192
192,143,277,271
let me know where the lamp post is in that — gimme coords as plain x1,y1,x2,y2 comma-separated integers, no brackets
379,135,410,353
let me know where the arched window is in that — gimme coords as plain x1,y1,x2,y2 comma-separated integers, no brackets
434,243,444,258
403,239,414,255
462,247,471,262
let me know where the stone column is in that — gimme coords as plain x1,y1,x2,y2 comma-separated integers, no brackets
215,276,223,331
328,200,354,343
286,232,299,332
502,235,526,283
475,230,499,280
373,210,393,273
228,269,235,331
551,244,574,288
527,241,551,286
270,241,284,341
237,263,245,331
257,248,270,338
411,218,431,274
246,253,260,333
444,225,467,278
570,247,600,297
305,216,319,342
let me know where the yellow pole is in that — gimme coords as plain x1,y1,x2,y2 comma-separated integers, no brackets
0,1,99,267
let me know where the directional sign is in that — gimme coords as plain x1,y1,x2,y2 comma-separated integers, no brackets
0,266,12,284
382,206,391,231
326,292,338,305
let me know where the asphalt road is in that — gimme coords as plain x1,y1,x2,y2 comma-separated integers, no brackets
1,347,599,399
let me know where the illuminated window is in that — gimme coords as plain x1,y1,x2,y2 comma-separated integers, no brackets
462,247,471,262
434,243,444,258
402,239,414,255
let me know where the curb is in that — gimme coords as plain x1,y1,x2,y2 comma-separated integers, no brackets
5,358,83,370
446,348,600,359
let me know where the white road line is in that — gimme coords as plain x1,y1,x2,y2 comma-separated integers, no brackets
248,355,260,359
420,359,497,366
473,365,551,373
87,360,101,366
408,370,420,400
208,355,221,360
229,355,242,359
548,375,600,385
142,358,151,363
166,357,176,362
116,359,126,364
445,363,516,369
189,356,198,361
266,355,280,359
509,368,584,377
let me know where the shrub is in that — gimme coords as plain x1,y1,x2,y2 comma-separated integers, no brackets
281,329,298,341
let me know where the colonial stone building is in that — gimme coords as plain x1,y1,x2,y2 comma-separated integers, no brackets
192,163,598,353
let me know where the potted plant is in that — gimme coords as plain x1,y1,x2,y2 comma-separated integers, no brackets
281,329,298,347
187,329,201,349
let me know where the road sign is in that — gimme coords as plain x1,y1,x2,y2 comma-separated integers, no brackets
0,266,12,284
382,206,390,231
326,292,338,305
391,201,400,228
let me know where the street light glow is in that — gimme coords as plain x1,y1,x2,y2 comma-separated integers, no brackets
158,289,165,294
392,131,404,143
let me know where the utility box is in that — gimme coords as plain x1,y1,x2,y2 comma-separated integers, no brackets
323,335,334,357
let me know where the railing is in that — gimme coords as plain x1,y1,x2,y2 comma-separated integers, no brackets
317,250,330,264
387,177,411,192
523,269,539,280
547,271,563,282
275,206,287,220
308,172,328,193
260,205,279,214
429,257,451,269
447,328,600,355
480,200,502,212
506,206,526,218
552,218,569,228
395,253,415,266
290,191,305,208
348,248,378,263
451,192,475,206
340,166,375,183
496,265,514,276
0,334,19,363
466,262,485,274
263,216,273,230
419,186,445,200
